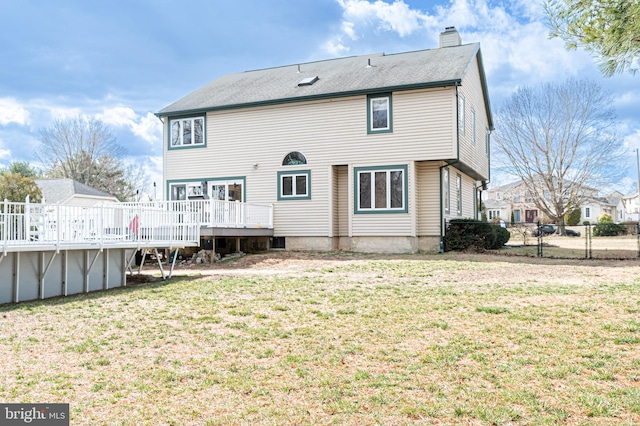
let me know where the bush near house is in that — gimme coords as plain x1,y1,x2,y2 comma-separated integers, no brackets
565,208,581,226
593,213,626,236
444,219,510,251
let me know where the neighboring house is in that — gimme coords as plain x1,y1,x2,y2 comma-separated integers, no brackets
622,192,640,222
157,27,493,253
485,179,623,224
581,191,625,223
484,180,547,223
36,179,119,207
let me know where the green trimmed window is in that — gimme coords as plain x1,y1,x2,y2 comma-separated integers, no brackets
367,94,392,133
458,94,465,135
471,108,476,145
444,167,450,214
355,165,407,213
278,170,311,200
456,173,462,216
169,116,205,148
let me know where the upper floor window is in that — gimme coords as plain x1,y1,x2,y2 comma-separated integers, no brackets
282,151,307,166
170,116,205,148
585,207,591,218
470,108,476,145
458,94,465,135
355,165,407,213
367,94,393,134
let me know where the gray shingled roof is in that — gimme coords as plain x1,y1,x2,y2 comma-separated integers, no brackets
158,42,491,126
36,179,118,203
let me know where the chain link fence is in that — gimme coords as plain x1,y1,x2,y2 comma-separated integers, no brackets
444,220,640,259
504,221,640,259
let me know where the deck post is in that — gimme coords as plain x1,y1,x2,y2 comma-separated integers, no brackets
25,195,30,242
154,248,166,280
103,249,109,290
3,199,8,254
62,250,68,296
121,249,127,287
13,252,20,303
84,250,89,293
39,251,44,300
39,251,57,299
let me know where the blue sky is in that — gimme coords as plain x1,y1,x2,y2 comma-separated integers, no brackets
1,0,639,194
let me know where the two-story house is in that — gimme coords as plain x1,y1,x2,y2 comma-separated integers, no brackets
157,27,493,253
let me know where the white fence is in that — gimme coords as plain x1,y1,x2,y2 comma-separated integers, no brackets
121,199,273,229
0,199,202,252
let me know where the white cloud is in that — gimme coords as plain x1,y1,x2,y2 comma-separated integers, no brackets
97,106,161,144
323,38,350,56
338,0,433,36
0,98,30,126
342,21,358,40
39,104,83,120
624,128,640,151
325,0,596,90
0,148,11,160
324,0,436,56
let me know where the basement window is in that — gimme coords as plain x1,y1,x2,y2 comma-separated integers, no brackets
271,237,286,249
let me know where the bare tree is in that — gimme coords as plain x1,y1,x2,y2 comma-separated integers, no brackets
37,115,145,201
494,79,625,233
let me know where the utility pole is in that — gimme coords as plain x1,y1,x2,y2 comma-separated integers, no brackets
636,149,640,220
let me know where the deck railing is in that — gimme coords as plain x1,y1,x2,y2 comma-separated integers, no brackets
0,199,202,251
121,199,274,229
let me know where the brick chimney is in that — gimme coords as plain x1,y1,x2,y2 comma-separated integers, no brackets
439,26,461,48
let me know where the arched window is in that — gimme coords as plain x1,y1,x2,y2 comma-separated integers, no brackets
282,151,307,166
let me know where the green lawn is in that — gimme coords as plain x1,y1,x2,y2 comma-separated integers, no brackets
1,252,639,425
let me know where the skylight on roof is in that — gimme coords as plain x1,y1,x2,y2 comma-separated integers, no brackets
298,76,319,86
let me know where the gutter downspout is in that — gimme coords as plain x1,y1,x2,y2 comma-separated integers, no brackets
440,83,463,252
480,127,492,219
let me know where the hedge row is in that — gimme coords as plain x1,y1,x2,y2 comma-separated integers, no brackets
444,219,510,252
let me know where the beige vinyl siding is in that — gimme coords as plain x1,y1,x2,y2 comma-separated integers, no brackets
164,88,457,178
393,88,456,160
440,165,478,222
416,161,441,236
335,166,349,237
164,88,458,237
458,58,490,179
461,173,477,219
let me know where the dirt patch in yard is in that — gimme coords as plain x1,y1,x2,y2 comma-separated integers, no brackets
136,250,640,287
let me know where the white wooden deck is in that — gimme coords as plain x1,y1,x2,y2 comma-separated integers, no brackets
0,199,274,304
1,199,273,254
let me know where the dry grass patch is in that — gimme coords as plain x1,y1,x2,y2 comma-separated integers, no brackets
1,252,640,425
